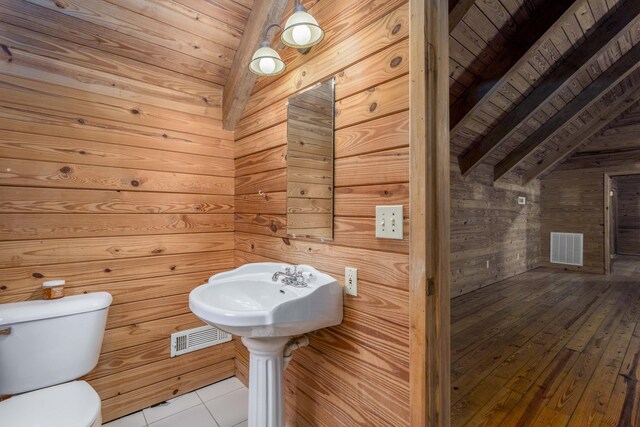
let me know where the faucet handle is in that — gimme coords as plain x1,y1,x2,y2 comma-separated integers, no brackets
283,266,292,274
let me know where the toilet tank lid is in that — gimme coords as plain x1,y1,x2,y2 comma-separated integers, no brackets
0,292,112,326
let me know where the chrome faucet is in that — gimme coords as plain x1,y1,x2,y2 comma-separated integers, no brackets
272,266,311,287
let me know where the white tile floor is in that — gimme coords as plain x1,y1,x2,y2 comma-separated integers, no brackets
102,377,248,427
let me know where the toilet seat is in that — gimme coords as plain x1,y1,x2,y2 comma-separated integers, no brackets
0,380,101,427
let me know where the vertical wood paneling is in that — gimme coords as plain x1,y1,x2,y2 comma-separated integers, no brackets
0,7,238,421
233,1,410,425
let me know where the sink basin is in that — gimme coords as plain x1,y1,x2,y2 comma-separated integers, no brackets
189,262,343,337
189,263,343,427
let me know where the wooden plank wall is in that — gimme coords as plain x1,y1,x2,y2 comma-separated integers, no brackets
540,153,640,273
541,173,606,273
0,8,239,423
233,1,411,424
616,174,640,255
450,162,541,297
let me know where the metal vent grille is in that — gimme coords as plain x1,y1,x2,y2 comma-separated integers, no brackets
550,232,584,266
170,325,231,357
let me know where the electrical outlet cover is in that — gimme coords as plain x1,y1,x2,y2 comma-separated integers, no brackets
345,267,357,296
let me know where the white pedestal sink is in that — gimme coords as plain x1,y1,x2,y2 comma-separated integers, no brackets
189,263,343,427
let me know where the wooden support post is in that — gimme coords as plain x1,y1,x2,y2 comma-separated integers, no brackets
410,0,450,425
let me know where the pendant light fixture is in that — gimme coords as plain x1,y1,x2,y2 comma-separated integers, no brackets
248,3,324,77
281,0,324,53
248,24,286,77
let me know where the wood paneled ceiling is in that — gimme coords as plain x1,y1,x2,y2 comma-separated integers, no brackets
545,100,640,174
0,0,254,105
449,0,640,184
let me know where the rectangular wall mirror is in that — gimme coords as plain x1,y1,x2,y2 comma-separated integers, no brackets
286,78,335,241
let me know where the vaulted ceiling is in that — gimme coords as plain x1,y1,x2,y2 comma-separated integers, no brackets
449,0,640,184
549,100,640,173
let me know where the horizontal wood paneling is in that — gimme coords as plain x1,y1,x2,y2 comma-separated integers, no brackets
233,2,410,424
0,251,232,301
0,158,234,194
615,174,640,255
0,214,233,240
450,147,541,297
0,188,234,214
540,118,640,273
540,173,606,273
0,0,234,85
0,3,239,421
100,359,235,422
0,108,234,158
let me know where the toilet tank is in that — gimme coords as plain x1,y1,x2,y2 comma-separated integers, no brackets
0,292,112,395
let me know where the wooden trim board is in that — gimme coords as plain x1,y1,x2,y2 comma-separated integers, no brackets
409,0,450,425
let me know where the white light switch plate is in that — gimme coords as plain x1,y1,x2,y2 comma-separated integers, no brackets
375,205,403,239
345,267,357,296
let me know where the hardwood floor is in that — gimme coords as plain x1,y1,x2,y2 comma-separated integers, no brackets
451,256,640,426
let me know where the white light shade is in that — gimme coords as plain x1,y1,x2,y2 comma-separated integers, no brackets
248,46,285,76
281,11,324,49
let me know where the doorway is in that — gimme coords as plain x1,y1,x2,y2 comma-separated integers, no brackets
605,173,640,273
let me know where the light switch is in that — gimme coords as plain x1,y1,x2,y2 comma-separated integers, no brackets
375,205,403,239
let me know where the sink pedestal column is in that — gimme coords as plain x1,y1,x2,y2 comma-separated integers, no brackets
242,336,290,427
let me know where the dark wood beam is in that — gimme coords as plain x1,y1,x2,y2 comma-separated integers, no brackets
449,0,475,31
222,0,288,131
573,146,640,158
494,43,640,181
554,146,640,172
450,0,576,136
460,1,640,176
522,86,640,183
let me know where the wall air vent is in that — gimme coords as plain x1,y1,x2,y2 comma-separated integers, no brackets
550,232,584,266
170,325,231,357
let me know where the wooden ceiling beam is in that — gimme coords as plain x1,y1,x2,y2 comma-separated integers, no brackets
522,86,640,183
222,0,288,131
494,43,640,181
450,0,576,138
459,0,640,176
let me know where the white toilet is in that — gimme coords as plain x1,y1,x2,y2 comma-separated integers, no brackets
0,292,112,427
